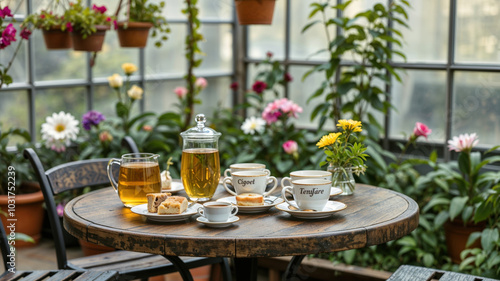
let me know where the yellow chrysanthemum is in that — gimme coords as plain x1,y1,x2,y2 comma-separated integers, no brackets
316,132,342,148
337,119,362,132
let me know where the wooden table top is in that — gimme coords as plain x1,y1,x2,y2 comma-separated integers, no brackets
64,183,419,258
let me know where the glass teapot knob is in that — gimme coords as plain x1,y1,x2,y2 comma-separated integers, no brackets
196,114,206,130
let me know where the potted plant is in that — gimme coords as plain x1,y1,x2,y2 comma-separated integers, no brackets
234,0,277,25
23,8,72,50
0,125,44,248
63,0,115,52
422,133,500,263
115,0,170,48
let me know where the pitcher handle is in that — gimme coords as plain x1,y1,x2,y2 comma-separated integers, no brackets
263,176,278,197
107,158,121,193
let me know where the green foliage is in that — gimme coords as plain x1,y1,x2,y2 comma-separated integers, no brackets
23,10,65,30
302,0,410,139
63,0,115,39
0,125,34,194
124,0,171,47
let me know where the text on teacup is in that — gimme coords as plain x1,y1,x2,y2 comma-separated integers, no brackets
299,188,325,197
238,179,255,187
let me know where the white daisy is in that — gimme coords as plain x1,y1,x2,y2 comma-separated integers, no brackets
41,111,79,152
241,116,266,135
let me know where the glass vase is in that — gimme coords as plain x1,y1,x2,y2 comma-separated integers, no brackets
328,165,355,195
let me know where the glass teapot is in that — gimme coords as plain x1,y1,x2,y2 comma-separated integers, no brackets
180,114,221,202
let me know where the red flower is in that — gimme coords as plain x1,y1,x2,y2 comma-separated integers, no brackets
412,122,432,139
284,73,293,82
92,4,107,14
20,28,31,40
66,22,73,32
0,6,13,19
230,82,239,90
252,81,267,94
266,51,273,58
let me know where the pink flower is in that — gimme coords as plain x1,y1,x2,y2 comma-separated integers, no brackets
142,125,153,132
99,131,113,143
448,133,479,153
20,28,31,40
266,51,273,58
66,22,73,32
282,140,298,155
92,4,107,14
113,20,118,30
262,98,303,124
284,73,293,82
252,81,267,94
195,77,208,89
0,23,16,49
413,122,431,139
56,202,65,217
174,86,188,98
0,6,13,18
230,81,239,90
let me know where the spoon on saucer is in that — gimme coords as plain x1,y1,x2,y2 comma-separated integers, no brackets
288,205,317,212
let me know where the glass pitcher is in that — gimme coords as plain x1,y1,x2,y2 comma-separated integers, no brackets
180,114,221,202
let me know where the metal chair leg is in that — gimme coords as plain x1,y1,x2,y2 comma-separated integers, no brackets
220,258,232,281
163,256,194,281
282,255,305,281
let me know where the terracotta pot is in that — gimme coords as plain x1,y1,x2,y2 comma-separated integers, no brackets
117,21,153,48
42,26,72,50
71,25,110,52
235,0,276,25
444,219,486,264
78,239,115,256
0,182,44,248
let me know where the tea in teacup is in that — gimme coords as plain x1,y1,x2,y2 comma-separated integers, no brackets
198,201,238,222
107,153,162,207
223,170,277,196
224,163,270,177
281,170,332,187
281,179,332,211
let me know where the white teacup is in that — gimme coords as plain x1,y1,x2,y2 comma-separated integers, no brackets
224,163,271,177
223,170,278,196
197,201,238,222
281,179,332,211
281,170,332,187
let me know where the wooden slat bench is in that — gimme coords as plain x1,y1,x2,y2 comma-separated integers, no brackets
0,270,118,281
386,265,498,281
258,257,392,281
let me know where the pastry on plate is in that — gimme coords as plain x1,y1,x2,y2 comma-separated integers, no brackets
157,196,188,214
146,193,172,213
236,193,264,206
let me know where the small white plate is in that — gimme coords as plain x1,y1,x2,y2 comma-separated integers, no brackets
130,202,202,222
216,196,284,214
196,216,240,228
162,181,184,194
330,187,342,197
275,200,347,219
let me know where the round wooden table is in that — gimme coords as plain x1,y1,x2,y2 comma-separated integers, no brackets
64,183,419,281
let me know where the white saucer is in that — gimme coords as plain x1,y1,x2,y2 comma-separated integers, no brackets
216,196,284,214
162,181,184,194
196,216,239,228
130,202,202,222
330,187,342,197
275,200,347,219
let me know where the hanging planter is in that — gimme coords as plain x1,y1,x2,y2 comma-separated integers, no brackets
116,21,153,48
42,26,72,50
235,0,277,25
71,25,110,52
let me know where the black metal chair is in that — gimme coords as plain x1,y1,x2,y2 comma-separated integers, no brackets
23,143,231,281
0,218,119,281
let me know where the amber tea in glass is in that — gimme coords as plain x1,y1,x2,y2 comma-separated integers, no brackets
107,153,162,207
181,148,220,201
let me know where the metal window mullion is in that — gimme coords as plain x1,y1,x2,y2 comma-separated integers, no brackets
444,0,457,162
139,48,145,113
284,0,291,99
384,0,394,150
27,0,36,142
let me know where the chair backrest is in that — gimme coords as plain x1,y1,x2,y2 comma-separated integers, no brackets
0,220,14,273
23,137,139,270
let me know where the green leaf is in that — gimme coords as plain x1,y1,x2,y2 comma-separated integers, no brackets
474,201,492,223
302,20,320,33
423,253,434,267
449,196,469,221
481,228,499,253
116,102,129,119
458,152,470,176
423,197,450,213
466,231,482,248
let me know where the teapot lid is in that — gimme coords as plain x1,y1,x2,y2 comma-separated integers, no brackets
180,114,221,140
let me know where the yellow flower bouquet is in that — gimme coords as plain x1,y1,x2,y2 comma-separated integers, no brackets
317,119,369,195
